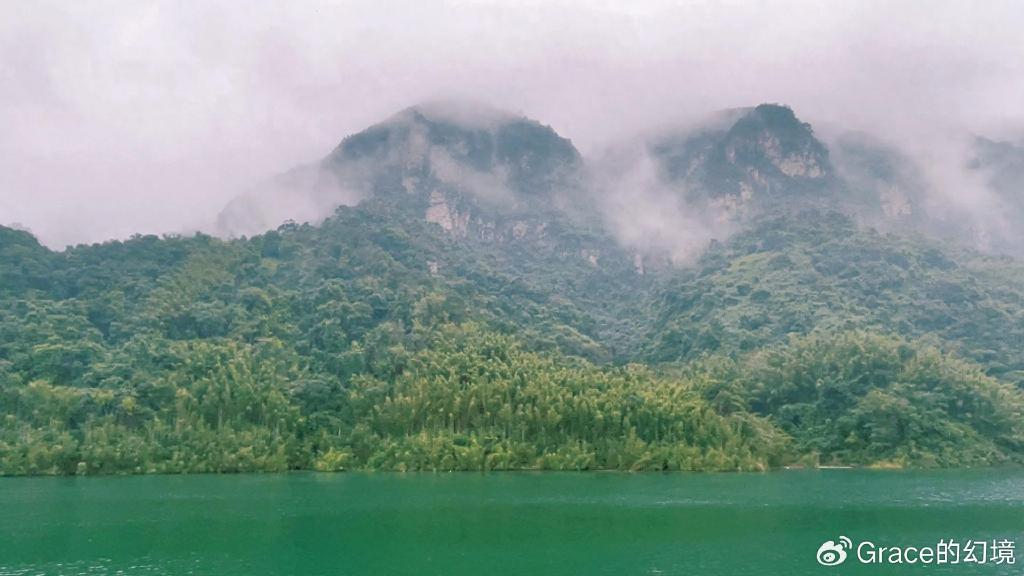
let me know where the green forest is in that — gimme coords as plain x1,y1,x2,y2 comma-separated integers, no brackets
2,197,1024,475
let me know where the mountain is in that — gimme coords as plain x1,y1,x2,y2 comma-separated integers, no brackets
3,102,1024,474
217,102,586,240
966,136,1024,253
0,225,53,295
645,210,1024,380
972,136,1024,200
827,131,929,227
647,104,837,220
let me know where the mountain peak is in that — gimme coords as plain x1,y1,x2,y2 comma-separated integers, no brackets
722,103,830,180
648,103,835,219
218,102,583,238
325,101,581,210
394,99,522,129
330,101,581,179
741,103,802,127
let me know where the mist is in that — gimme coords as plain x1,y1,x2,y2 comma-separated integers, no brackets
2,0,1023,248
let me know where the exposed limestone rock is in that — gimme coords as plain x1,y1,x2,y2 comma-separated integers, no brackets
778,156,824,178
425,189,469,237
425,190,453,230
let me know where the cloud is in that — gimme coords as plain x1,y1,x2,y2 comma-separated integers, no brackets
1,0,1023,247
589,141,731,263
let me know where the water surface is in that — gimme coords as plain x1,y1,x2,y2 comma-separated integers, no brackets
1,469,1021,575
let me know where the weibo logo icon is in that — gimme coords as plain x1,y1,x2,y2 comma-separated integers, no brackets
816,536,852,566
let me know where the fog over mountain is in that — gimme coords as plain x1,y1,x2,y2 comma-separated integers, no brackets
2,1,1023,250
8,1,1024,477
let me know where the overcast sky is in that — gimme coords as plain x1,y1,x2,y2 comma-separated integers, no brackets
2,0,1023,247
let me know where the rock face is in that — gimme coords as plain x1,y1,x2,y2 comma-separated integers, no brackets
328,103,582,200
217,100,1024,261
217,101,584,241
425,189,467,236
649,104,836,220
327,103,584,242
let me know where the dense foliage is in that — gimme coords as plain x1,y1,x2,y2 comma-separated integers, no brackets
689,332,1024,467
0,323,787,475
647,212,1024,384
2,200,1024,474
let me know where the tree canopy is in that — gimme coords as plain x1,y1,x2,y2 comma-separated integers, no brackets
2,202,1023,474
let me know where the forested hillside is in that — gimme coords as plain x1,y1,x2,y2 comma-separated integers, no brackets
2,103,1024,474
646,212,1024,378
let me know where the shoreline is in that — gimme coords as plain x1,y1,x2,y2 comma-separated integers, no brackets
3,464,1021,480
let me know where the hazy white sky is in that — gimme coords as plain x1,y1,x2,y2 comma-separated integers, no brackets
2,0,1023,247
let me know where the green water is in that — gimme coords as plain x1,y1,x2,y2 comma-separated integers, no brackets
1,470,1021,575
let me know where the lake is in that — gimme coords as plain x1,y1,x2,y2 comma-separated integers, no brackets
1,469,1021,575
